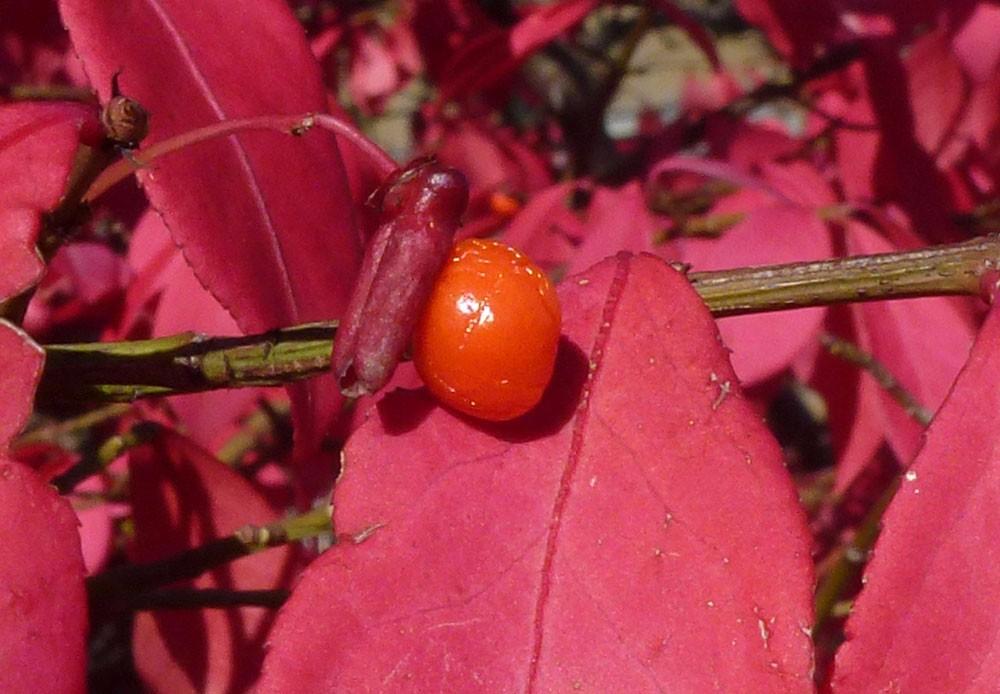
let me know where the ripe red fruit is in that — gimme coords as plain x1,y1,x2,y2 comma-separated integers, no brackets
413,238,562,421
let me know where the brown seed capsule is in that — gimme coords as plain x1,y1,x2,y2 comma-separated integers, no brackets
333,158,468,397
101,73,149,149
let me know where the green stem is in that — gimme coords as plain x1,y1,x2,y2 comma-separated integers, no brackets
16,403,131,446
813,476,900,631
688,234,996,317
87,505,331,612
53,421,161,494
36,235,1000,405
39,322,337,404
821,334,933,426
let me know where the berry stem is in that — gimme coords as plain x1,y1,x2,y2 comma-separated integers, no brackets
34,234,1000,406
84,111,396,201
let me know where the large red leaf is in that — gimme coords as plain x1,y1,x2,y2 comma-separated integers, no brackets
258,254,814,691
0,321,44,452
0,101,99,302
59,0,361,476
128,430,297,693
0,458,87,693
832,292,1000,691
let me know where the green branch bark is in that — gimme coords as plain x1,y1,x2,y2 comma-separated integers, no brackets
39,322,336,404
37,235,1000,405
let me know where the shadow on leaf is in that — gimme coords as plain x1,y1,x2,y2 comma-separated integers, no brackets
375,336,587,441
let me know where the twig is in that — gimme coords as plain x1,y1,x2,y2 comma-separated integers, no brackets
52,421,161,494
687,234,997,317
36,235,1000,405
16,403,131,446
820,334,933,426
216,399,292,466
39,322,337,404
87,505,331,612
813,476,900,631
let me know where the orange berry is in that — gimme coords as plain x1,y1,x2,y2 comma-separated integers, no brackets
488,191,521,217
413,238,562,421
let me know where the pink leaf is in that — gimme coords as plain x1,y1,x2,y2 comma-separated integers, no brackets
0,321,44,452
129,209,277,450
649,155,793,203
59,0,362,471
832,292,1000,691
675,182,834,385
952,3,1000,83
798,308,886,493
905,28,967,155
73,474,117,575
128,430,298,693
509,0,600,56
0,101,99,301
437,0,598,104
501,181,583,271
846,222,975,463
568,182,664,275
259,254,814,691
0,458,87,693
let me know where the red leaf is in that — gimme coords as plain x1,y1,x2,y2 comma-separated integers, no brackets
501,181,583,271
832,294,1000,691
676,181,834,385
0,458,87,693
436,0,598,104
797,308,885,493
0,101,99,301
734,0,841,69
509,0,600,56
431,120,551,204
23,241,130,341
128,430,297,693
568,182,664,275
0,321,44,451
129,210,277,450
905,28,967,155
259,254,814,691
860,39,962,242
59,0,361,466
0,0,74,86
846,222,975,463
952,3,1000,84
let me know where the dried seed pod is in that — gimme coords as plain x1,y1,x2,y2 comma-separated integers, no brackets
101,72,148,149
333,158,468,397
